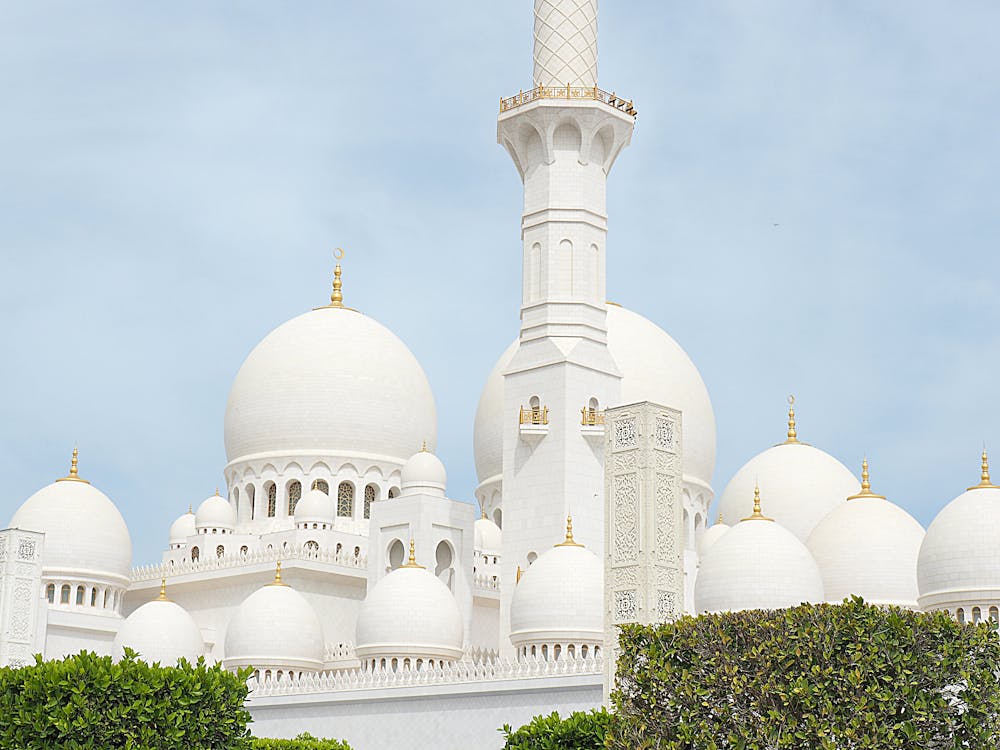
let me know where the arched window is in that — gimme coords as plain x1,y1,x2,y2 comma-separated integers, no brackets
240,545,248,556
75,586,85,605
973,607,982,624
90,588,97,607
266,482,277,517
494,508,502,528
335,543,343,555
311,479,329,494
103,589,109,608
191,546,200,562
287,480,302,515
233,486,240,517
353,546,360,557
527,551,538,566
337,482,354,517
364,484,376,519
46,584,55,603
990,607,1000,632
216,545,225,558
246,484,256,520
435,541,454,590
957,608,966,624
388,486,400,499
305,540,319,552
387,539,405,571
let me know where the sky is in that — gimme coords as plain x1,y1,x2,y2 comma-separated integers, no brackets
1,1,998,564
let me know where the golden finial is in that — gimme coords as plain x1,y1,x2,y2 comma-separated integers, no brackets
215,487,220,497
742,484,774,522
481,508,488,520
329,247,345,308
848,457,885,500
269,560,289,586
402,539,426,569
56,447,90,484
784,395,799,444
158,578,169,601
188,504,193,514
555,515,584,547
968,448,998,491
717,512,724,525
421,440,428,453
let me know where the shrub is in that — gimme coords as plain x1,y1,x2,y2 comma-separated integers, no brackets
0,650,252,749
609,597,1000,749
500,708,611,749
252,733,352,749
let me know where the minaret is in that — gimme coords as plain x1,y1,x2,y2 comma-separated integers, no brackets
497,0,636,657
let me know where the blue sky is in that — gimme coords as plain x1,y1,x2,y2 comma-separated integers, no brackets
1,1,997,564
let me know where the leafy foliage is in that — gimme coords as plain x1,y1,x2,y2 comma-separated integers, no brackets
251,733,352,749
500,708,611,749
609,598,1000,749
0,650,253,749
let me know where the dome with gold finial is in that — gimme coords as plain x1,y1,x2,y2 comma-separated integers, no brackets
400,444,447,496
168,506,196,547
696,513,730,558
474,511,502,554
224,249,437,471
223,562,325,674
917,449,1000,613
113,579,205,664
807,458,924,608
355,540,464,668
717,397,859,542
194,490,236,534
508,517,604,660
9,448,132,586
695,486,823,614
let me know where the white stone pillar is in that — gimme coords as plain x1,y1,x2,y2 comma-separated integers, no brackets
0,529,45,667
602,402,685,704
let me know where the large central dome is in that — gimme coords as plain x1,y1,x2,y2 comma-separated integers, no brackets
225,307,437,465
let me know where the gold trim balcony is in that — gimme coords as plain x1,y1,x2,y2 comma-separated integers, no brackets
580,408,605,426
500,84,637,118
519,405,549,426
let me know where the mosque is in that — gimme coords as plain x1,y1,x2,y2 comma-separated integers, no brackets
1,2,997,749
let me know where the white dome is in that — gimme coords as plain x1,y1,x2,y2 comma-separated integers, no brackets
474,516,502,553
194,494,236,531
168,510,196,545
918,461,1000,610
696,520,730,558
225,307,436,465
718,442,859,542
224,570,325,671
695,494,823,614
473,305,716,491
807,467,924,608
9,465,131,581
356,557,464,663
114,593,205,665
510,532,603,647
294,488,335,523
400,449,447,496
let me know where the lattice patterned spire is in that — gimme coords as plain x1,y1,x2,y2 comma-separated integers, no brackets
533,0,598,87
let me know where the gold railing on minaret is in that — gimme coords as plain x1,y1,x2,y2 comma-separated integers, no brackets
519,405,550,426
500,84,637,117
581,407,605,426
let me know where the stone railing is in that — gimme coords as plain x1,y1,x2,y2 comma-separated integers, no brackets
130,544,368,582
248,652,603,698
473,573,500,592
500,84,636,117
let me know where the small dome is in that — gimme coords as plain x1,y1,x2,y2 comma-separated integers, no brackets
114,584,204,664
195,493,236,531
356,543,464,664
718,406,858,541
474,516,502,553
510,521,603,649
224,565,325,672
168,509,196,545
400,448,447,496
224,306,437,466
294,488,335,523
807,461,924,608
918,452,1000,610
9,451,131,581
696,488,823,614
697,518,730,558
474,305,716,492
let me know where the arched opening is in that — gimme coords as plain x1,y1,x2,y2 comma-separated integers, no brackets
957,608,966,624
191,546,200,562
493,508,502,528
364,484,377,520
246,484,256,521
435,540,455,591
90,588,97,607
336,543,343,555
527,551,537,566
216,545,225,558
973,606,982,624
388,486,400,499
240,545,248,556
337,482,354,518
46,584,55,603
354,546,360,557
388,539,405,571
233,486,240,518
265,482,277,517
103,589,109,608
287,480,302,516
311,479,329,494
991,607,999,632
305,540,319,552
75,585,85,605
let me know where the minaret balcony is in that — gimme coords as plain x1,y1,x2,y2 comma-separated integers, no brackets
518,405,550,441
580,407,605,441
500,84,637,117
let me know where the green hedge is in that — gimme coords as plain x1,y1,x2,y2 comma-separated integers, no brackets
500,709,610,749
0,650,253,749
252,733,351,749
609,597,1000,749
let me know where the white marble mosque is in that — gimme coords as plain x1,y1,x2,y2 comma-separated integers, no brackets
2,2,998,749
